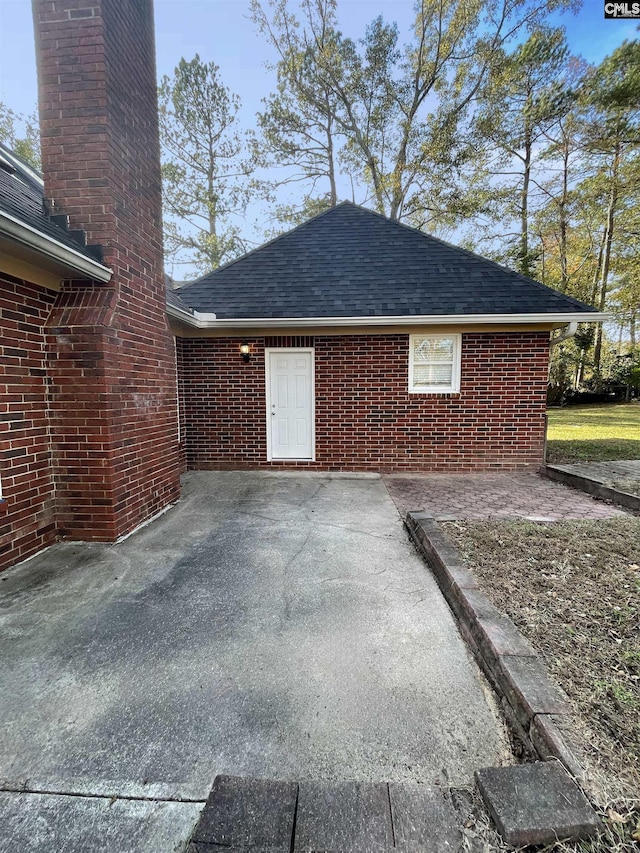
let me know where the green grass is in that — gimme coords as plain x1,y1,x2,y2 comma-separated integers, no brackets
546,403,640,463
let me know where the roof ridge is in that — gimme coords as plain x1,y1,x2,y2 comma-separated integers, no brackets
181,202,353,291
414,227,594,312
173,201,600,320
185,200,592,313
329,203,594,312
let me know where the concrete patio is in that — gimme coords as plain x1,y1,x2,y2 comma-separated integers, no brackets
0,472,513,851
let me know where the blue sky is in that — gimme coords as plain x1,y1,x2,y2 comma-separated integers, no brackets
0,0,637,275
1,0,637,125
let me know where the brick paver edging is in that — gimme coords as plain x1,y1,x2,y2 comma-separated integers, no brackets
542,465,640,513
188,774,464,851
405,512,584,781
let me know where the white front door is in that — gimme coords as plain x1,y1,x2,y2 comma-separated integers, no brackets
266,348,315,460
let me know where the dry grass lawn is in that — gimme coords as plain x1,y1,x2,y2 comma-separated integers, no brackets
444,517,640,851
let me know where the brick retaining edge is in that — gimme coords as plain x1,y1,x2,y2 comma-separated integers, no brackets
541,465,640,512
405,512,585,781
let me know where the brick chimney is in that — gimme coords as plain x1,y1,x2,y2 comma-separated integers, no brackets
33,0,180,539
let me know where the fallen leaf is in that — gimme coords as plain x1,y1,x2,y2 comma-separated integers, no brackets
607,809,626,824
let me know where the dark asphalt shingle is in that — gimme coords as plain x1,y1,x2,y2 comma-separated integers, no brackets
0,142,100,261
178,203,595,320
166,288,193,314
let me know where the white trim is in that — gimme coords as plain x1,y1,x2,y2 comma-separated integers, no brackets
166,304,218,323
550,321,578,346
265,347,316,462
166,302,196,323
0,209,112,282
166,310,609,329
409,333,462,394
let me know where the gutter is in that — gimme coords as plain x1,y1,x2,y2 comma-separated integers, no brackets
0,209,112,283
550,320,578,346
166,306,610,330
167,303,217,325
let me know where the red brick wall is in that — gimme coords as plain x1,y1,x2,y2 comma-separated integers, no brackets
177,332,549,472
0,273,57,571
33,0,181,540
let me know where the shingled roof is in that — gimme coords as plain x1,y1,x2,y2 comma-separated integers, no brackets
0,142,109,280
177,202,596,321
166,286,193,315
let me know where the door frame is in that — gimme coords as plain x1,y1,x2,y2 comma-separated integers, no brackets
265,347,316,462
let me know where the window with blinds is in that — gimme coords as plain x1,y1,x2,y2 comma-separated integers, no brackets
409,334,461,393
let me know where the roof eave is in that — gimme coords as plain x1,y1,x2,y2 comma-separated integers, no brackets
167,303,217,325
166,311,610,329
0,209,112,283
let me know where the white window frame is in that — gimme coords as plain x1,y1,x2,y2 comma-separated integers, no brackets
408,333,462,394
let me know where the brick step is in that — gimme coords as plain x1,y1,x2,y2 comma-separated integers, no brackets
187,774,461,852
188,765,601,851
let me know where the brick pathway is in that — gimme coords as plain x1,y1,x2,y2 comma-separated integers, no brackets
383,471,628,521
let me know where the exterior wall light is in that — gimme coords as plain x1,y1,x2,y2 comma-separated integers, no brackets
240,342,251,363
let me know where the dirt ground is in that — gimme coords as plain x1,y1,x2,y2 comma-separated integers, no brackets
443,517,640,850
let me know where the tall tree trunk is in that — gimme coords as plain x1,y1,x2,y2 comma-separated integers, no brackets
589,232,606,306
325,100,337,207
519,118,532,276
593,144,620,374
578,222,604,385
559,134,570,291
207,167,219,268
575,354,583,389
